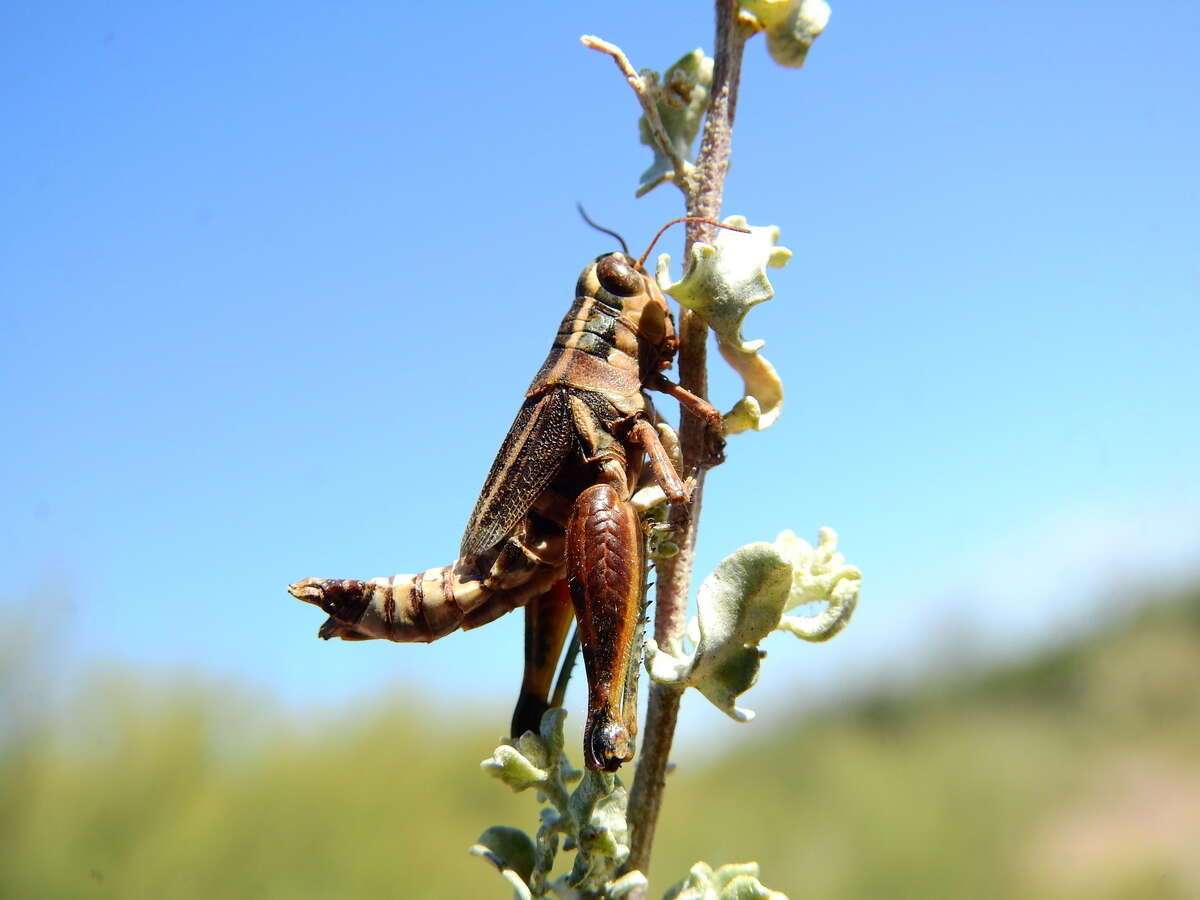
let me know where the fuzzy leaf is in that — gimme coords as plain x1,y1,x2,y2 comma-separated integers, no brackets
644,528,860,719
664,861,788,900
482,743,552,793
659,217,791,354
657,217,790,434
645,542,792,721
637,49,714,196
720,875,788,900
570,772,630,856
606,870,648,898
773,527,861,641
564,770,631,893
741,0,831,68
535,705,570,765
481,709,636,900
470,826,536,900
481,707,576,796
662,862,714,900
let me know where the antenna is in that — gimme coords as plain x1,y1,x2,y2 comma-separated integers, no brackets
576,204,629,255
636,217,751,269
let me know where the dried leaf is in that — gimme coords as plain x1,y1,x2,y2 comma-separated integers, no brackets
718,344,783,435
637,49,714,196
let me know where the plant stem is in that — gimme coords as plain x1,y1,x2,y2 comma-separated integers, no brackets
623,0,749,882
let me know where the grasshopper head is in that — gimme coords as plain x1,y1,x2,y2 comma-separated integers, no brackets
578,252,677,372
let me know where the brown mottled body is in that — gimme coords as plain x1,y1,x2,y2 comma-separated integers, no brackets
290,249,723,769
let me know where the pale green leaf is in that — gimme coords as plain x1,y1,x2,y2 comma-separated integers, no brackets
657,217,790,434
646,542,792,721
536,706,570,765
564,770,631,893
721,875,788,900
773,527,861,641
570,771,630,855
606,870,648,898
664,861,788,900
662,861,716,900
481,707,576,797
481,709,636,899
659,217,791,354
741,0,831,68
471,826,536,900
482,743,551,793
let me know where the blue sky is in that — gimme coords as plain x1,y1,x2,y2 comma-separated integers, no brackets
2,1,1198,744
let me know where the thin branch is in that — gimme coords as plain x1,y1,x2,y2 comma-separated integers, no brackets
550,628,580,710
580,34,695,194
622,0,752,882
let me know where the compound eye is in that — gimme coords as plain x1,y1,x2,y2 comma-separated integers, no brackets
596,254,642,296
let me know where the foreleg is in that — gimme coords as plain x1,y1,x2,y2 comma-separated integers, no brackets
648,373,726,467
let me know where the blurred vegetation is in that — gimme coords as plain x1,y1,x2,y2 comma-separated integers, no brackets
3,588,1199,899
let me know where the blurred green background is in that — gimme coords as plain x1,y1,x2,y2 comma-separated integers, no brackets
5,1,1200,897
5,585,1198,899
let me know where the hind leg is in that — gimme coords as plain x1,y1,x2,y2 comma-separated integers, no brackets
510,579,574,738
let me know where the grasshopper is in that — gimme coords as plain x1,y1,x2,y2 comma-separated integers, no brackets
289,217,744,771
